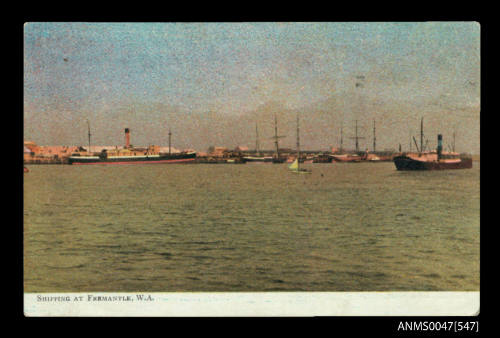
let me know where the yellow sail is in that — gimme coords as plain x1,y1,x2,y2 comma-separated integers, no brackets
289,158,299,171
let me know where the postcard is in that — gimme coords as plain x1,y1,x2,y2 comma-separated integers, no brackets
23,22,480,317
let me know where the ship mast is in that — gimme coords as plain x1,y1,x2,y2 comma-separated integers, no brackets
87,120,91,154
255,123,260,156
340,125,343,153
168,128,172,155
272,114,286,160
274,115,279,158
409,128,412,152
355,120,359,152
373,118,376,152
413,136,420,153
349,120,365,153
420,117,424,154
296,114,300,170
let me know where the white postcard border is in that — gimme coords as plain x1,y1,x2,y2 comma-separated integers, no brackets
24,291,479,317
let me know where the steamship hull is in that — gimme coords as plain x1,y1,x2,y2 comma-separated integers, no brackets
393,155,472,171
68,152,196,165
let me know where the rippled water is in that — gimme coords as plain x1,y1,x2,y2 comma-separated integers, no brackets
24,162,479,292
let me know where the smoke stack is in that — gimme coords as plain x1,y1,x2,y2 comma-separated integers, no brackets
437,134,443,160
125,128,130,148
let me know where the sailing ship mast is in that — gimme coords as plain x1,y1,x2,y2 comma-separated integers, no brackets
255,123,260,156
297,115,300,170
349,120,365,153
272,114,286,160
87,120,91,154
355,120,359,152
373,119,376,152
275,115,279,157
453,130,456,153
340,125,343,153
168,128,172,155
288,114,310,173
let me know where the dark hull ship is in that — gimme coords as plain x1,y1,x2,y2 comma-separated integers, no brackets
393,153,472,170
69,127,196,165
394,134,472,171
69,151,196,165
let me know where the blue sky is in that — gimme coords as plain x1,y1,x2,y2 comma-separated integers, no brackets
24,22,480,153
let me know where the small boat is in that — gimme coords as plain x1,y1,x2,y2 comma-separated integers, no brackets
289,158,311,174
24,166,29,173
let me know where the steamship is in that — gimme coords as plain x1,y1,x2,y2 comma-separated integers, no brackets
68,128,196,165
393,118,472,171
393,134,472,170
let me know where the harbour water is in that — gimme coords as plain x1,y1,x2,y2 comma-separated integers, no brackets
24,162,479,292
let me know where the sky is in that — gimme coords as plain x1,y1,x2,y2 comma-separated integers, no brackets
24,22,480,153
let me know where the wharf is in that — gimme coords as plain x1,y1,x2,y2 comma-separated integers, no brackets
24,157,69,164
